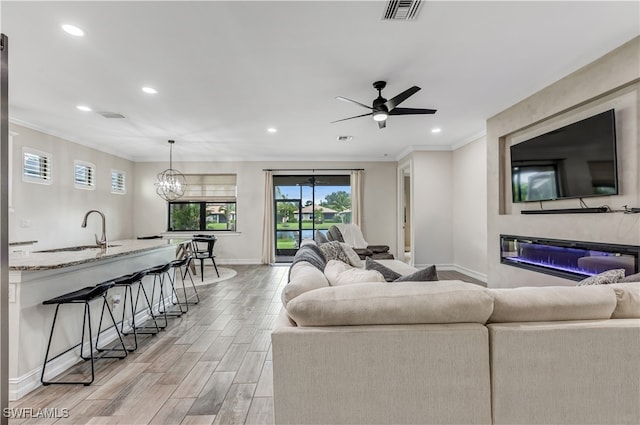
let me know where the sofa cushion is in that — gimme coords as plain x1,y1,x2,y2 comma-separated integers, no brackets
609,282,640,319
488,286,617,323
375,259,418,276
319,241,350,264
394,265,438,282
619,272,640,283
365,257,401,282
324,260,385,286
286,280,494,326
577,268,625,286
282,261,330,306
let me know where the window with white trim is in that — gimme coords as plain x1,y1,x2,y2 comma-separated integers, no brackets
74,160,96,190
111,169,126,194
22,147,52,185
168,174,237,231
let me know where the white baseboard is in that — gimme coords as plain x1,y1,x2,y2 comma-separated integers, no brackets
10,296,172,401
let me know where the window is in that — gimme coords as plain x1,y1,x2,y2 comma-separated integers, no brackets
22,147,52,185
74,160,96,190
111,169,126,194
167,174,237,231
273,174,351,258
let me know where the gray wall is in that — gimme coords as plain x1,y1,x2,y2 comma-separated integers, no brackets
487,37,640,288
8,124,135,250
453,136,487,280
133,160,398,264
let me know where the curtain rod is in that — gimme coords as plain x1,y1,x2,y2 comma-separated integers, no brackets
262,168,364,172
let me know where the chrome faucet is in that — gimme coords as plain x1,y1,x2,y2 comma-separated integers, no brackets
81,210,107,248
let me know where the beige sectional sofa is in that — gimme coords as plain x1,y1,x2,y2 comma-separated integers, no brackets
272,254,640,425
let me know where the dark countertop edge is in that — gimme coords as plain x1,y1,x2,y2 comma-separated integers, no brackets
9,241,38,246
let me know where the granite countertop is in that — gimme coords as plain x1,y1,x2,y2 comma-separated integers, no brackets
9,239,186,271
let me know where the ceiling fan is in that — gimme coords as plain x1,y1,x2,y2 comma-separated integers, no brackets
331,81,437,129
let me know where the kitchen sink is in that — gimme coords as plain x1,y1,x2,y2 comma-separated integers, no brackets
35,244,121,253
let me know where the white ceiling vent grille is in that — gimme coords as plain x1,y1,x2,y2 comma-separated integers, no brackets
97,111,126,119
382,0,423,20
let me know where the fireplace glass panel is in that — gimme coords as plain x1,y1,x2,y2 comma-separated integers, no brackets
500,235,639,281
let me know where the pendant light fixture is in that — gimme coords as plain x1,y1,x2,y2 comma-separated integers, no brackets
155,140,186,201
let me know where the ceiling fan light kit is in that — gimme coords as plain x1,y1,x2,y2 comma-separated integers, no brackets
332,80,436,128
373,111,388,122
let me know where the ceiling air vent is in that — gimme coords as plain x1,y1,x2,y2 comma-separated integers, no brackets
97,111,126,119
382,0,423,20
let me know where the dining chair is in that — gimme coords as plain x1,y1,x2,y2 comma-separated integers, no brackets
189,235,220,281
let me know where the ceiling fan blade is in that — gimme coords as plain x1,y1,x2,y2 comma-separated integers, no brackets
388,107,437,115
384,86,421,110
378,120,386,129
330,112,373,123
336,96,374,110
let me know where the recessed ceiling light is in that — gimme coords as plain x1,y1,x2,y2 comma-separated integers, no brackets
267,128,277,133
76,105,92,112
61,24,85,37
431,128,442,133
142,87,158,94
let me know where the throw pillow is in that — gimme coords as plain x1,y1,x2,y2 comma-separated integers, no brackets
365,257,401,282
315,230,329,245
619,272,640,283
324,260,384,286
577,268,626,286
319,241,350,264
340,243,364,268
324,260,353,285
394,265,439,282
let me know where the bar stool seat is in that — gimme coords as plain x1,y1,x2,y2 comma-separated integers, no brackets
41,282,127,386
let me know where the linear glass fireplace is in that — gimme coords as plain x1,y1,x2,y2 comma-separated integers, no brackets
500,235,639,281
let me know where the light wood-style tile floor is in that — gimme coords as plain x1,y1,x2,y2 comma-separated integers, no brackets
9,264,482,425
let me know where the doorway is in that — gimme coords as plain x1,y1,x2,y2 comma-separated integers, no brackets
273,175,351,262
398,162,412,264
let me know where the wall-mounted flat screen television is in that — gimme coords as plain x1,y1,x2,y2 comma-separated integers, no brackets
511,109,618,203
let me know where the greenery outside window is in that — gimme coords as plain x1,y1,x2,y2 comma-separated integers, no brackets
168,201,236,231
167,174,237,231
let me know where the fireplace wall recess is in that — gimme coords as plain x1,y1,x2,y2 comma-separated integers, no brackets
500,234,639,281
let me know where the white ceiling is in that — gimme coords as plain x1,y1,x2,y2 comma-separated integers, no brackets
2,1,638,162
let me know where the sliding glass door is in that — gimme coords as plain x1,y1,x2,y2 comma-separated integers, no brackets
273,175,351,261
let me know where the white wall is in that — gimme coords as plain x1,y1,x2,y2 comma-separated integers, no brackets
408,151,454,267
134,160,397,264
487,37,640,288
453,136,487,280
9,124,135,250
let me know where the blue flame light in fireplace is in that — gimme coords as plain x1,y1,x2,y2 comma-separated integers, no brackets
500,235,639,281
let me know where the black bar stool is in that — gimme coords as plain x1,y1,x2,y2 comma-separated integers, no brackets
146,262,178,328
167,256,199,313
97,270,159,352
41,282,127,386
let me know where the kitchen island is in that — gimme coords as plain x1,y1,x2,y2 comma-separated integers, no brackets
8,238,184,400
